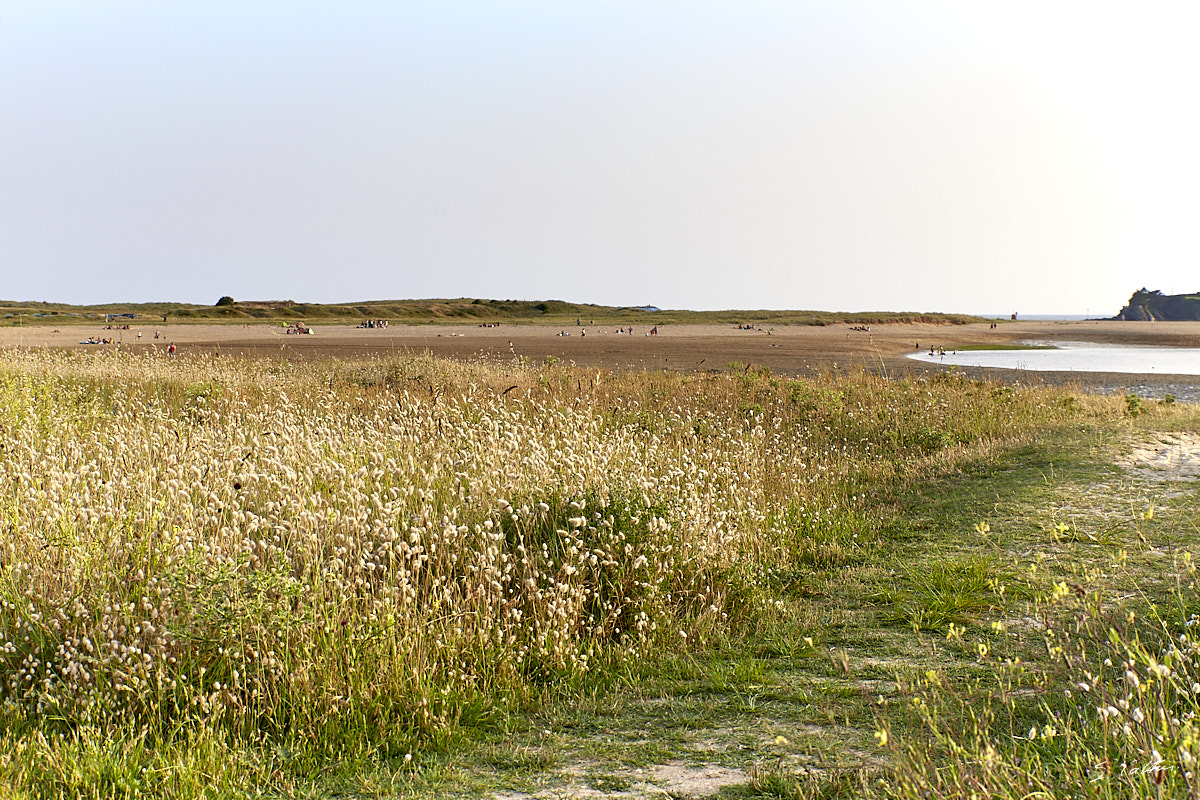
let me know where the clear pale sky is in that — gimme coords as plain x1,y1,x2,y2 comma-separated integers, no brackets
2,2,1197,314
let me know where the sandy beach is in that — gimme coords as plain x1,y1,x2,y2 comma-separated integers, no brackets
3,319,1199,397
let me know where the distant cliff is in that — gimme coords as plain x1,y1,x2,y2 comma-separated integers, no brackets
1115,288,1200,321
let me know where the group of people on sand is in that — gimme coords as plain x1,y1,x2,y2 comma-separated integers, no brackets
561,325,662,338
554,325,659,338
79,334,176,353
102,324,131,331
735,324,758,331
478,322,502,328
358,319,389,329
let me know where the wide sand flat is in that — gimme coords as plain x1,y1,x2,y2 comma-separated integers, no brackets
3,320,1199,386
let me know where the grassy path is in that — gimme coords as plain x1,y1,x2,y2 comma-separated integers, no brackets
360,422,1199,798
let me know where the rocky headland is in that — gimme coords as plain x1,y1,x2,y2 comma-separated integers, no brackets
1115,288,1200,321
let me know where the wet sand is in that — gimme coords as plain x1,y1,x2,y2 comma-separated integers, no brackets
3,319,1199,398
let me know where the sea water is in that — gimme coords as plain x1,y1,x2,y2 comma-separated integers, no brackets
908,342,1200,376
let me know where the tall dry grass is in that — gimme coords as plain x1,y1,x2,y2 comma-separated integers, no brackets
0,349,1111,789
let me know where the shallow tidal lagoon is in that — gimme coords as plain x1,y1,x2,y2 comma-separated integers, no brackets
909,341,1200,376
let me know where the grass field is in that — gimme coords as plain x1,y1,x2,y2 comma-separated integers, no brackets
0,349,1197,798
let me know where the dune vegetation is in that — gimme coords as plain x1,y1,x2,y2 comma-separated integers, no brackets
0,297,982,328
0,349,1197,798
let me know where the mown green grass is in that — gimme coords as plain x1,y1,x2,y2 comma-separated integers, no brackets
0,350,1194,798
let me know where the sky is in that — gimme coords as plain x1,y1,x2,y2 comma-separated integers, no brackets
2,2,1198,315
